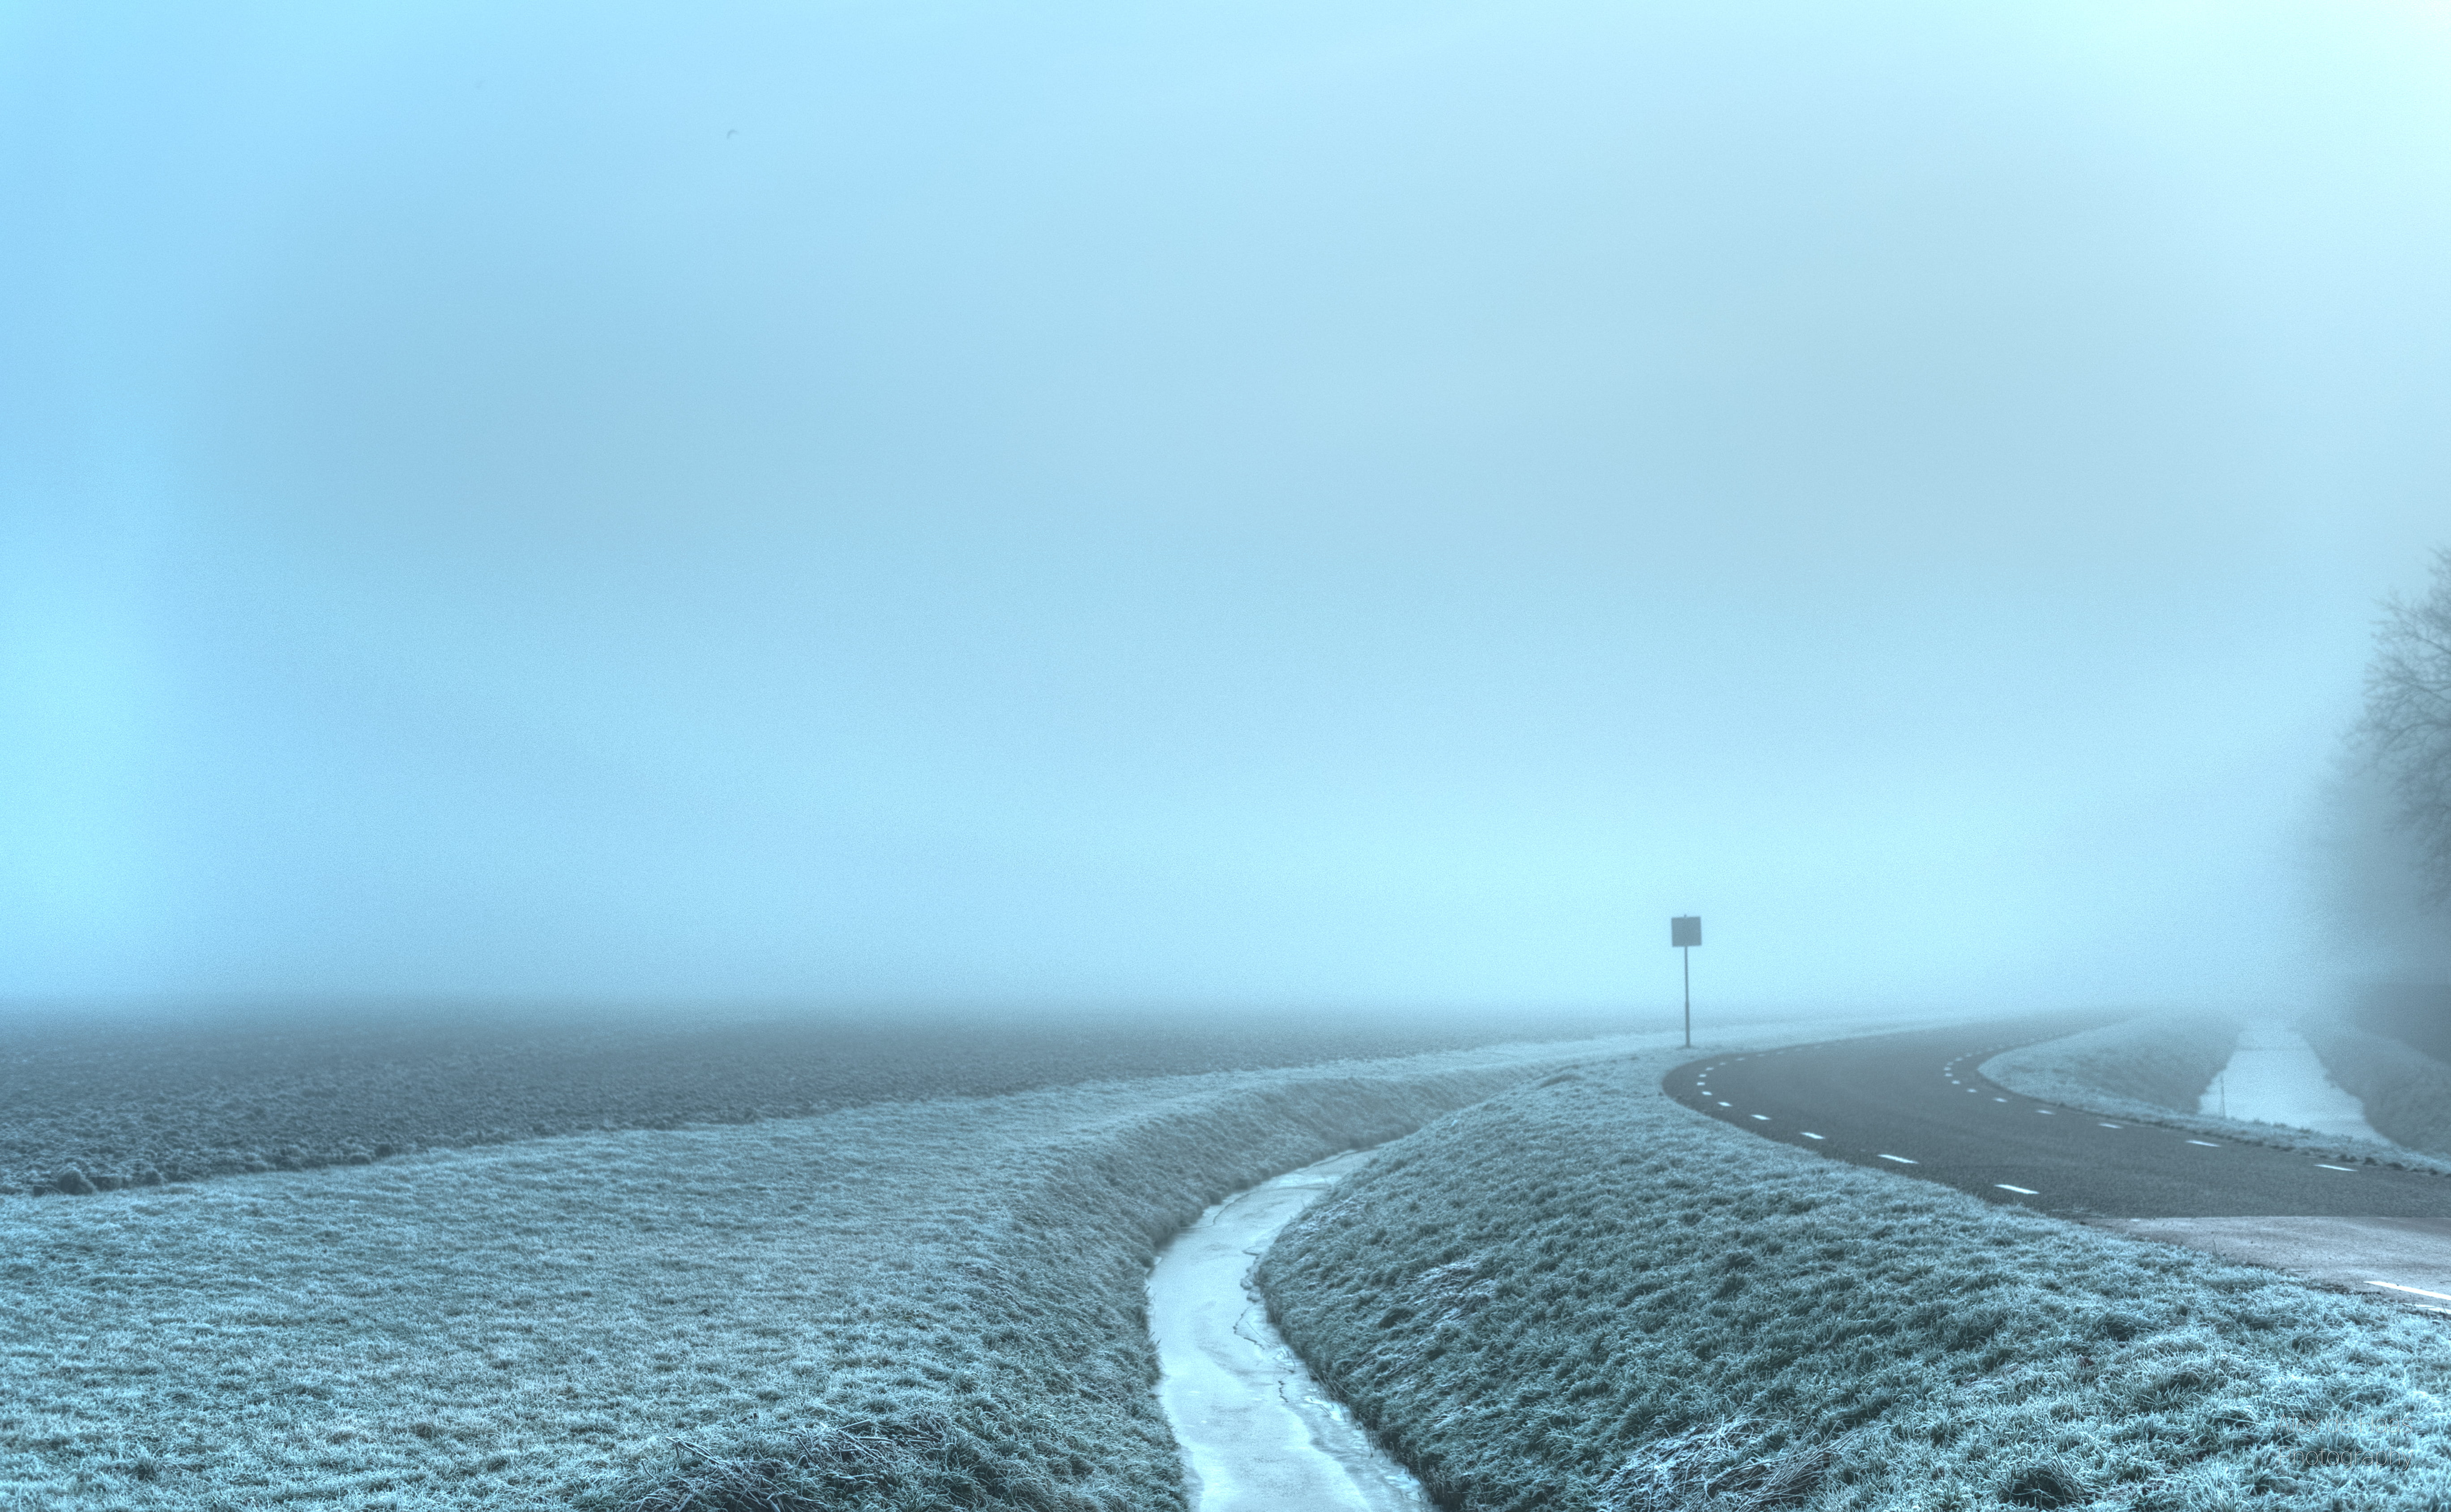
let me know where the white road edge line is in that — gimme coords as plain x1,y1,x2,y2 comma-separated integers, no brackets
1995,1184,2038,1195
1877,1153,1917,1165
2370,1281,2451,1303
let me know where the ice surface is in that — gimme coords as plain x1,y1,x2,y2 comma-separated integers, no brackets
2198,1021,2387,1141
1148,1152,1427,1512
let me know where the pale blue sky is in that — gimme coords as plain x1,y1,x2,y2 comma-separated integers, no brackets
7,1,2451,1015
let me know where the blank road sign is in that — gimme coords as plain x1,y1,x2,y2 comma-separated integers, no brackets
1671,916,1701,948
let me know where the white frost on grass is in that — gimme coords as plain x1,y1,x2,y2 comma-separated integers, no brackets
2199,1021,2388,1141
2298,1018,2451,1161
1259,1051,2451,1512
1981,1011,2238,1117
0,1038,1638,1511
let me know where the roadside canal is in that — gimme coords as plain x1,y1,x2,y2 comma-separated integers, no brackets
1147,1152,1426,1512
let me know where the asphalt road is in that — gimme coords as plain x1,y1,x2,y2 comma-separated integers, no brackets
1667,1016,2451,1221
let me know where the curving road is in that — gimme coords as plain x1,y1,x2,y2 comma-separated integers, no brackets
1665,1016,2451,1222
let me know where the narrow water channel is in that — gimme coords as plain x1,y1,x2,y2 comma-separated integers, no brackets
2199,1021,2389,1142
1147,1151,1428,1512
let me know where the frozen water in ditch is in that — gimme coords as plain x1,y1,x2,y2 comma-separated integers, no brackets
1148,1150,1427,1512
2199,1022,2388,1142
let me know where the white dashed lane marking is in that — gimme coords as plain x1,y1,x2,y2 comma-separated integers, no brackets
1680,1040,2402,1216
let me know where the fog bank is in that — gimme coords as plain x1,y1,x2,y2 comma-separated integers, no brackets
10,1,2451,1015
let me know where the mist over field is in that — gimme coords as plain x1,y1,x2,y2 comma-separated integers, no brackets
11,1,2451,1023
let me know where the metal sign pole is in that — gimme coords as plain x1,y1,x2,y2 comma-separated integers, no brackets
1669,915,1701,1049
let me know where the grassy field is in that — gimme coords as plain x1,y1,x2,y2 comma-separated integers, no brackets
1259,1049,2451,1512
0,1002,1631,1196
0,1034,1624,1511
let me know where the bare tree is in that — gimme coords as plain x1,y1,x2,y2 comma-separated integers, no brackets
2359,549,2451,903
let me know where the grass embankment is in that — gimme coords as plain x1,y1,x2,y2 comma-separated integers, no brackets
2298,1019,2451,1160
1980,1013,2238,1120
1986,1015,2451,1175
0,1041,1610,1511
1259,1052,2451,1512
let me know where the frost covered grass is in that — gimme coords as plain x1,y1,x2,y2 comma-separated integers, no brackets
0,1001,1627,1196
1986,1014,2451,1175
2299,1018,2451,1160
0,1038,1614,1511
1259,1052,2451,1512
1981,1012,2237,1119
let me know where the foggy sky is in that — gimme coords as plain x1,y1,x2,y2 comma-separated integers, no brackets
9,1,2451,1017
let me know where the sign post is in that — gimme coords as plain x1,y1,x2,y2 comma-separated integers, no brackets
1670,915,1702,1048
